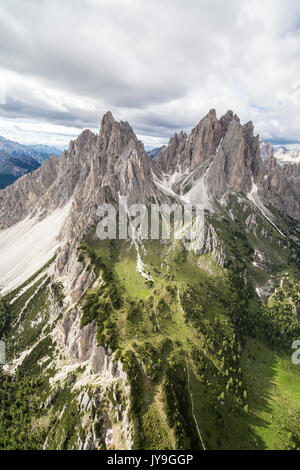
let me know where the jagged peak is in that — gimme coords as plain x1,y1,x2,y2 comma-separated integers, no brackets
207,108,217,119
220,109,241,124
218,110,241,135
169,130,187,144
198,108,218,125
243,120,255,136
190,109,219,137
78,128,96,140
222,109,234,120
99,111,138,143
101,110,115,127
202,109,239,125
68,128,96,153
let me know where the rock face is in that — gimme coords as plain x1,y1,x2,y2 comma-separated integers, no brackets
154,109,300,221
259,139,274,160
154,109,224,174
0,109,299,285
256,157,300,220
154,109,261,196
0,112,158,237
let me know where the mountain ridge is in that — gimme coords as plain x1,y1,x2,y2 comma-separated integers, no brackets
0,150,40,189
1,110,300,451
0,135,62,162
1,109,299,230
0,135,62,189
260,138,300,164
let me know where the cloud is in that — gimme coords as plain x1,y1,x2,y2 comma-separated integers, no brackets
0,0,299,146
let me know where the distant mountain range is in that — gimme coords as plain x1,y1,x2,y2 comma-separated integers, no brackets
0,135,61,189
259,138,300,164
0,151,40,190
0,135,61,162
146,146,165,159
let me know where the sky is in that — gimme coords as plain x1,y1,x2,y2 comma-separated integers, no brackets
0,0,300,149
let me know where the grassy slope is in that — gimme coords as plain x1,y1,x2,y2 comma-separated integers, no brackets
1,205,300,450
81,235,300,450
242,338,300,450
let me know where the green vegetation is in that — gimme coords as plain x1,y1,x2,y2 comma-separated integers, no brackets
4,255,56,303
5,276,51,359
1,195,300,450
0,297,10,337
163,352,199,449
73,232,300,450
227,273,300,353
241,338,300,450
0,368,46,450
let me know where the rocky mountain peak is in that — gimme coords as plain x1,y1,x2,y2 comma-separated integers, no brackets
155,110,259,189
187,112,222,168
152,110,300,221
100,111,136,143
68,129,97,157
219,110,237,131
1,109,300,248
221,109,234,120
207,108,217,120
99,111,144,162
101,110,115,127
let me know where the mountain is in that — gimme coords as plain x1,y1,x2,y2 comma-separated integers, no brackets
260,138,300,165
0,110,300,451
0,151,40,189
146,146,165,159
274,146,300,165
259,138,274,160
154,110,300,220
0,136,62,189
24,144,63,163
0,135,62,162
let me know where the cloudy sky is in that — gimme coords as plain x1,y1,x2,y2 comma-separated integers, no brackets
0,0,300,148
